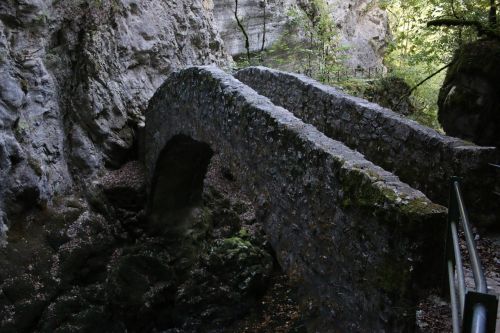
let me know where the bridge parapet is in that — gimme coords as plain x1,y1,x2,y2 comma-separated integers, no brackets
236,66,498,226
145,66,446,332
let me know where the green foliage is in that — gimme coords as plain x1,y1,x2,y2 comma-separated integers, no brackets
236,0,496,131
383,0,499,129
383,0,491,67
381,0,474,129
286,0,347,80
234,0,347,83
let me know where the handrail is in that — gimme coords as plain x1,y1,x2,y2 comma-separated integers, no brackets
445,177,498,333
453,181,488,293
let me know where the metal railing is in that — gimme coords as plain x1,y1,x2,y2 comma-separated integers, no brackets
445,177,498,333
294,66,388,83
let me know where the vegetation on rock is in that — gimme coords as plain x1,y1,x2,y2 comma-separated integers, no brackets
0,158,298,332
382,0,499,128
234,0,498,131
234,0,346,78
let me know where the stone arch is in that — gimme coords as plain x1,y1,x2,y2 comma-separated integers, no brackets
148,134,213,230
144,66,447,332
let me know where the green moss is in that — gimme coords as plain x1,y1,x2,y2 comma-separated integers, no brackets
340,169,397,209
182,207,212,243
340,167,445,221
15,118,29,135
221,236,253,251
363,168,384,182
237,227,250,239
33,14,48,26
400,197,438,215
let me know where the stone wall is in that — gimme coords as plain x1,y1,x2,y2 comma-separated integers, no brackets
145,66,447,332
236,66,498,225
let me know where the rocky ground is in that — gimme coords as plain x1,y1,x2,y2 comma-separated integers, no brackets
0,154,497,333
416,229,500,333
0,155,305,332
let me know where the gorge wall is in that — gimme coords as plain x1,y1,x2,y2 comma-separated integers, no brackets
213,0,390,68
0,0,229,242
213,0,294,55
0,0,392,242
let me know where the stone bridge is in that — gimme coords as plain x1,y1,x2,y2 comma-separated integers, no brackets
236,67,498,224
143,66,496,332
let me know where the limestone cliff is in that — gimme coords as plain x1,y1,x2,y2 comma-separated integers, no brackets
0,0,390,242
213,0,294,55
330,0,389,68
0,0,229,243
213,0,390,68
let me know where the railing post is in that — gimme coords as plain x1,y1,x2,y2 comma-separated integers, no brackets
463,291,499,333
446,176,499,333
448,177,461,226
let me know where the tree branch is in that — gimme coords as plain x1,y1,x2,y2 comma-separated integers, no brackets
427,18,500,39
395,62,454,109
234,0,251,61
427,18,483,30
407,62,454,97
450,0,461,19
490,0,497,26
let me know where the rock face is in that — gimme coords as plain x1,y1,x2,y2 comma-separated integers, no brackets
236,66,498,226
145,66,447,332
0,0,229,242
213,0,390,68
438,39,500,148
213,0,294,55
0,155,276,332
330,0,390,68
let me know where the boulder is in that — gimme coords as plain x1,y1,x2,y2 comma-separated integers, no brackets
438,39,500,147
99,161,146,211
364,76,415,116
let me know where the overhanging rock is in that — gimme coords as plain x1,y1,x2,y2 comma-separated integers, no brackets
236,66,498,226
144,66,446,332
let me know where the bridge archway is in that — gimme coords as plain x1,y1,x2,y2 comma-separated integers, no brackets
148,134,213,231
144,66,447,332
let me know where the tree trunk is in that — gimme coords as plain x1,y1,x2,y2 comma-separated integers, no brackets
261,0,267,52
234,0,251,61
489,0,497,26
